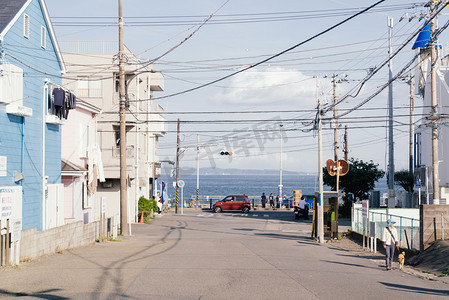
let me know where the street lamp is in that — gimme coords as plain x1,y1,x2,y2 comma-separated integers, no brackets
279,124,283,208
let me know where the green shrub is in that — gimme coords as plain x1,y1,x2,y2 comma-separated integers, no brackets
138,196,158,222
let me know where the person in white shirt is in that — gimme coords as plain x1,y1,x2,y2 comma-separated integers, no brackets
382,219,399,270
298,196,309,219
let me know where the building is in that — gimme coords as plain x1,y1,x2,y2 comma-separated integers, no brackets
0,0,68,231
61,98,103,224
60,41,166,224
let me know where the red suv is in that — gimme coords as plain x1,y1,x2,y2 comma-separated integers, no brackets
213,195,250,213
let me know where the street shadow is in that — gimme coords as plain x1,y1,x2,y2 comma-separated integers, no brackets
63,220,186,300
255,233,319,245
335,253,384,260
0,288,69,299
233,228,256,231
378,282,449,296
321,260,381,270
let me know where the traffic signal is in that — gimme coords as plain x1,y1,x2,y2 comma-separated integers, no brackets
219,151,232,156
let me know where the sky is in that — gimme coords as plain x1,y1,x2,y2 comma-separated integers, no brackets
44,0,449,177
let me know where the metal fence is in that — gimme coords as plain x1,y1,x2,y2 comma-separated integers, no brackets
352,207,420,250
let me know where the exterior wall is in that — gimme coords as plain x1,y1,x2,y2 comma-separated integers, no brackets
62,176,73,219
0,0,63,231
420,204,449,251
20,217,112,261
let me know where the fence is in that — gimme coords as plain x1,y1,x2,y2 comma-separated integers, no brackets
352,206,420,250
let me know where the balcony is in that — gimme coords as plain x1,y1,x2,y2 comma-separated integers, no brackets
112,145,135,158
150,72,164,91
149,104,166,137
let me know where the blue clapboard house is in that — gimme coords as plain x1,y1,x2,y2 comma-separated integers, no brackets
0,0,66,231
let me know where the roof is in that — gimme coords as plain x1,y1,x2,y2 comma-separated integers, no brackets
61,159,87,173
0,0,28,33
0,0,66,73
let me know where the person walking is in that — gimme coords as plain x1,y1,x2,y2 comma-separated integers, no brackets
269,193,274,208
382,219,399,270
261,193,267,208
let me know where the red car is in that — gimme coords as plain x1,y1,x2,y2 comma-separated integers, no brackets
213,195,250,213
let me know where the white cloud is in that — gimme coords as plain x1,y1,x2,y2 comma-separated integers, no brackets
212,67,317,107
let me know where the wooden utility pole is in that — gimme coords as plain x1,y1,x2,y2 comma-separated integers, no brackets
175,118,180,214
430,3,440,204
333,74,338,162
118,0,128,235
409,75,414,175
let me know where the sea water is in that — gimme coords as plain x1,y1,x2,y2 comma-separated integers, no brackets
159,173,388,204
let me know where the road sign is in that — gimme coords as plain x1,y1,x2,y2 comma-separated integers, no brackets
326,159,349,176
415,176,421,188
362,200,369,219
178,180,185,188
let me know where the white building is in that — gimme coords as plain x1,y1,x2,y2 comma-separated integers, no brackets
61,41,166,224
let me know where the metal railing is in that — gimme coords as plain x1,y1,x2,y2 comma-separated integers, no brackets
352,207,420,250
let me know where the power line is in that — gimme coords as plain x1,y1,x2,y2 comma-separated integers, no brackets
127,1,386,102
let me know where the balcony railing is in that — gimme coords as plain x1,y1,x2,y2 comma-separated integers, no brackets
112,146,135,158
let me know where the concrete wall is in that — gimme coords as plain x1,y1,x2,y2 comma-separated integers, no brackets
19,218,111,261
420,204,449,251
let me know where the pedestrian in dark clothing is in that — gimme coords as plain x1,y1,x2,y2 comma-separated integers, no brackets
269,193,274,208
261,193,267,208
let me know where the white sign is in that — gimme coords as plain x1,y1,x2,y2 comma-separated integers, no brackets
101,197,106,214
0,156,6,177
178,180,185,188
11,219,22,242
362,200,369,219
0,188,13,222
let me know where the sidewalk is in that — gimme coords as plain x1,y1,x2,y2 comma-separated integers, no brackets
329,234,449,285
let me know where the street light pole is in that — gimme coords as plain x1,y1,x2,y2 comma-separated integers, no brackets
387,16,395,208
196,134,200,206
118,0,128,236
279,124,283,208
318,98,324,243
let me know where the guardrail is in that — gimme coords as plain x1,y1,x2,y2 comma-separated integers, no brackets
352,207,420,250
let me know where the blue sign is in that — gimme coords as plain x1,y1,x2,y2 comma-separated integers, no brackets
415,176,421,188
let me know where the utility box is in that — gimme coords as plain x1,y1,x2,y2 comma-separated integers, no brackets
313,191,339,239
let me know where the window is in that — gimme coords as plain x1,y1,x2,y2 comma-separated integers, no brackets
41,26,46,48
23,14,30,38
78,77,102,97
0,63,23,105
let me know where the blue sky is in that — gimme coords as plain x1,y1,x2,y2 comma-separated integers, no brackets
44,0,445,175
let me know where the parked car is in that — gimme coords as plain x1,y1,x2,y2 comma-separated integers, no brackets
213,195,250,213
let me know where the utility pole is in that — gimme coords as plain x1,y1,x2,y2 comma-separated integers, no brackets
387,16,395,208
344,125,348,161
176,118,180,213
430,3,440,204
317,98,324,243
118,0,128,236
333,74,338,162
279,124,283,207
196,134,200,206
409,75,414,175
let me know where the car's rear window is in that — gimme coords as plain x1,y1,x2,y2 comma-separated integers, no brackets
236,196,246,201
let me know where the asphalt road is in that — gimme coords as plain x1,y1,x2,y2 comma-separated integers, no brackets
0,209,448,299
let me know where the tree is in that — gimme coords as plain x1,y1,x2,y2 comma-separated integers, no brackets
394,170,414,193
323,158,385,201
